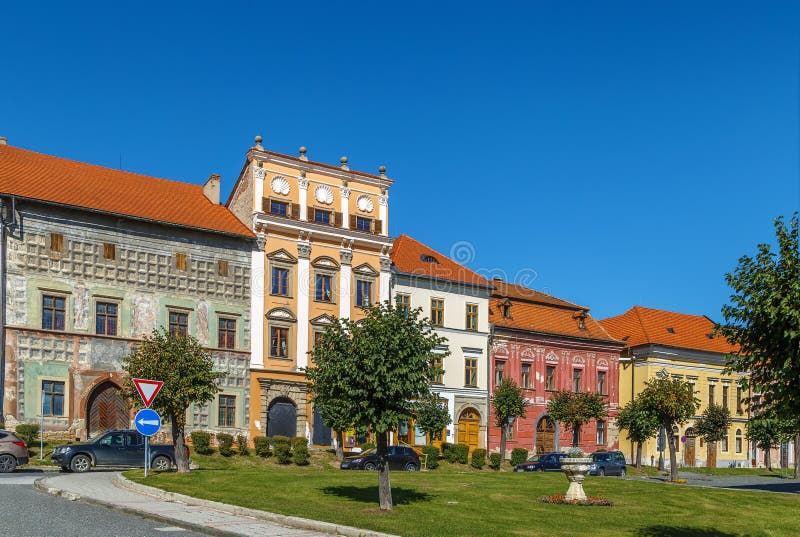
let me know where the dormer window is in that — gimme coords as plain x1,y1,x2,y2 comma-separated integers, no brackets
499,298,511,319
574,310,587,330
420,254,438,263
666,327,675,334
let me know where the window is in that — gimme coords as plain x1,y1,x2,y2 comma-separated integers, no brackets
464,358,477,387
355,216,371,232
546,366,556,391
313,208,332,224
495,361,505,386
270,327,289,358
572,369,582,392
217,260,229,277
313,330,325,348
596,420,606,444
465,303,478,331
270,199,288,216
521,363,531,388
50,233,63,253
218,395,236,427
735,429,742,453
356,280,372,307
175,253,187,271
396,294,410,316
432,354,444,384
597,371,606,395
430,298,444,327
103,243,116,260
271,267,290,296
95,302,118,336
42,295,66,331
42,380,65,416
736,386,743,414
708,384,715,407
687,381,696,397
722,385,729,411
169,311,189,337
218,318,236,349
315,274,333,302
721,432,729,452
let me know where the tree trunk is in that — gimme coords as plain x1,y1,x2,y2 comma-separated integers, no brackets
635,442,642,469
171,415,190,473
572,425,581,448
335,430,344,461
667,422,678,482
765,446,772,471
793,433,800,479
499,424,507,463
377,431,393,510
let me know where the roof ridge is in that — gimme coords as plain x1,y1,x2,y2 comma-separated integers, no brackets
632,306,653,344
500,281,588,310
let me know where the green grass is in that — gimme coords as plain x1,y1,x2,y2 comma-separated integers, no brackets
681,467,790,477
125,453,800,537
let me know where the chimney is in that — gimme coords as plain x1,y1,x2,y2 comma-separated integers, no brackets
0,136,7,145
203,173,221,204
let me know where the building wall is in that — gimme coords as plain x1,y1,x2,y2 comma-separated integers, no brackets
3,203,252,439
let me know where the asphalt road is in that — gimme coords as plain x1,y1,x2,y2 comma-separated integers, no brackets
677,471,800,493
0,470,205,537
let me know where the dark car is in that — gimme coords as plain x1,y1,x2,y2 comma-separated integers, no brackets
340,445,421,471
51,430,183,473
515,452,567,472
589,451,627,476
0,430,29,473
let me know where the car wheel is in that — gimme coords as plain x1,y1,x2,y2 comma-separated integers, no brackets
537,467,544,472
70,454,92,473
598,467,605,477
152,455,172,471
0,454,17,473
363,462,377,471
620,468,626,477
404,462,419,472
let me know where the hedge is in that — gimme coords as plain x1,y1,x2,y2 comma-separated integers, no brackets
253,436,271,457
292,438,310,465
190,431,213,455
510,448,529,466
441,442,455,462
422,445,440,470
453,443,470,464
489,452,502,470
15,423,39,447
235,435,249,456
272,435,292,464
217,433,234,457
471,448,487,469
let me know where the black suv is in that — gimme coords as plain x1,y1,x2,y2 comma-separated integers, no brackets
340,445,421,471
52,430,182,472
589,450,627,476
514,452,568,472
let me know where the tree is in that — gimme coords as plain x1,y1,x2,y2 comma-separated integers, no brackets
718,214,800,477
546,391,608,449
314,397,354,461
491,379,528,460
615,399,660,468
122,328,222,473
306,302,445,510
746,413,794,470
413,394,451,443
638,377,698,482
695,404,732,468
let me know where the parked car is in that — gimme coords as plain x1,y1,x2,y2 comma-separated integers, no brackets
589,450,627,476
51,430,184,473
340,445,421,471
0,430,29,473
514,452,567,472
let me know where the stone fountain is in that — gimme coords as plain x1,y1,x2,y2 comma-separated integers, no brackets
561,449,592,501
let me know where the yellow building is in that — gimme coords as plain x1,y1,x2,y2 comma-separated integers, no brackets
600,306,750,468
227,136,393,445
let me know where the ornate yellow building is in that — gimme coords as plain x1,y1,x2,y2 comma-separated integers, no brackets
227,137,393,445
601,306,750,468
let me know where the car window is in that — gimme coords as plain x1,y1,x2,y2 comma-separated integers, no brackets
388,446,398,456
526,455,541,462
0,432,6,440
100,433,125,446
594,454,609,461
615,454,626,463
127,433,144,447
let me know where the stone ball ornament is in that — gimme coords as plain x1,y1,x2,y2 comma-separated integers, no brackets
270,176,291,196
356,194,374,213
315,185,334,205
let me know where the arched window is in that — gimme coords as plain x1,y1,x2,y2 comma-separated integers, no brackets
735,429,743,453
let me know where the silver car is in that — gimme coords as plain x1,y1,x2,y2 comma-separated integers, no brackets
0,430,29,472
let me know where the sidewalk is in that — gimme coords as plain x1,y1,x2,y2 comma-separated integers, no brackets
34,471,397,537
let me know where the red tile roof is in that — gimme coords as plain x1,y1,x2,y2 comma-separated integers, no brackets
0,144,253,238
490,281,619,343
390,234,490,286
599,306,737,354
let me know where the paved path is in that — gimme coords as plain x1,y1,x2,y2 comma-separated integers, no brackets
35,471,393,537
677,471,800,494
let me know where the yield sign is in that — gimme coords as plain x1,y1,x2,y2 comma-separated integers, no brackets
132,378,163,408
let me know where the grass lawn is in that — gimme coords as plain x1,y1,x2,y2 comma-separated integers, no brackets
681,467,791,477
126,452,800,537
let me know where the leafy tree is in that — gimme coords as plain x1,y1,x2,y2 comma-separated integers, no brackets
638,377,698,482
695,404,732,468
746,413,794,470
718,214,800,477
546,391,608,448
413,394,451,443
306,302,445,510
122,328,222,473
491,379,528,461
615,399,660,468
314,397,354,461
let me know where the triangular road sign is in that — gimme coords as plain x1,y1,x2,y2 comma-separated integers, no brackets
132,378,164,408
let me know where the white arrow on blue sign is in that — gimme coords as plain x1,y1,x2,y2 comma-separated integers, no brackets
134,408,162,437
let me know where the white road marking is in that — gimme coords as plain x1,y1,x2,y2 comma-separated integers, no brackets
154,527,186,532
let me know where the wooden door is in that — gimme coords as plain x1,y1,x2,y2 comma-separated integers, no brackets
536,417,555,454
707,442,717,468
684,428,696,466
267,399,297,438
87,382,128,437
457,409,480,451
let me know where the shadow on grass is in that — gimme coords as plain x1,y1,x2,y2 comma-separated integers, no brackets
635,527,746,537
321,485,432,505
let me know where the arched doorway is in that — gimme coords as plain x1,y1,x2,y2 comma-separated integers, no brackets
536,416,555,454
86,381,128,437
267,398,297,438
684,427,696,466
312,405,332,446
457,408,480,451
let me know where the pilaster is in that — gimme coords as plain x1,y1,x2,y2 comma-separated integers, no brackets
340,187,351,229
298,173,309,221
250,233,266,368
296,240,311,369
339,246,353,318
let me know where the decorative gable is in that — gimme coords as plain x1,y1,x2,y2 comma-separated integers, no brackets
310,314,337,326
267,248,298,264
266,307,297,322
311,256,340,270
353,262,379,277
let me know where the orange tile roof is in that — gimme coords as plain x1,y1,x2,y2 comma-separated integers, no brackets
490,281,619,343
0,144,253,238
390,234,490,286
599,306,737,354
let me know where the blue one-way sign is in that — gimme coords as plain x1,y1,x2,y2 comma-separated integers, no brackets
134,408,162,437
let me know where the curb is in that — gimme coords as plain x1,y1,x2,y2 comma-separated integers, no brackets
114,474,399,537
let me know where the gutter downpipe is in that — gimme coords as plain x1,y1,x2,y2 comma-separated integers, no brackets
0,196,14,423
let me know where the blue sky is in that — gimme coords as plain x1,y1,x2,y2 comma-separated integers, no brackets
2,1,798,320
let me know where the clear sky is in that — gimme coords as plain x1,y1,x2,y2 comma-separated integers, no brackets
2,1,798,320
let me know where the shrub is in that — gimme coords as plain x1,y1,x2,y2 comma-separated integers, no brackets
271,435,291,448
292,437,308,450
511,448,529,466
217,433,234,457
471,448,487,469
272,436,292,464
253,436,271,457
15,423,39,447
422,445,440,470
292,438,310,466
359,441,375,451
235,435,249,456
441,442,454,462
489,452,502,470
454,443,470,464
190,431,213,455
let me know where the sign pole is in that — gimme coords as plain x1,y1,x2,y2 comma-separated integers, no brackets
144,436,149,478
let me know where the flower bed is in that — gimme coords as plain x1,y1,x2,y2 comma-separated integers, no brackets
540,494,613,506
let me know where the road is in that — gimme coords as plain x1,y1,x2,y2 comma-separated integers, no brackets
0,470,204,537
677,471,800,493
